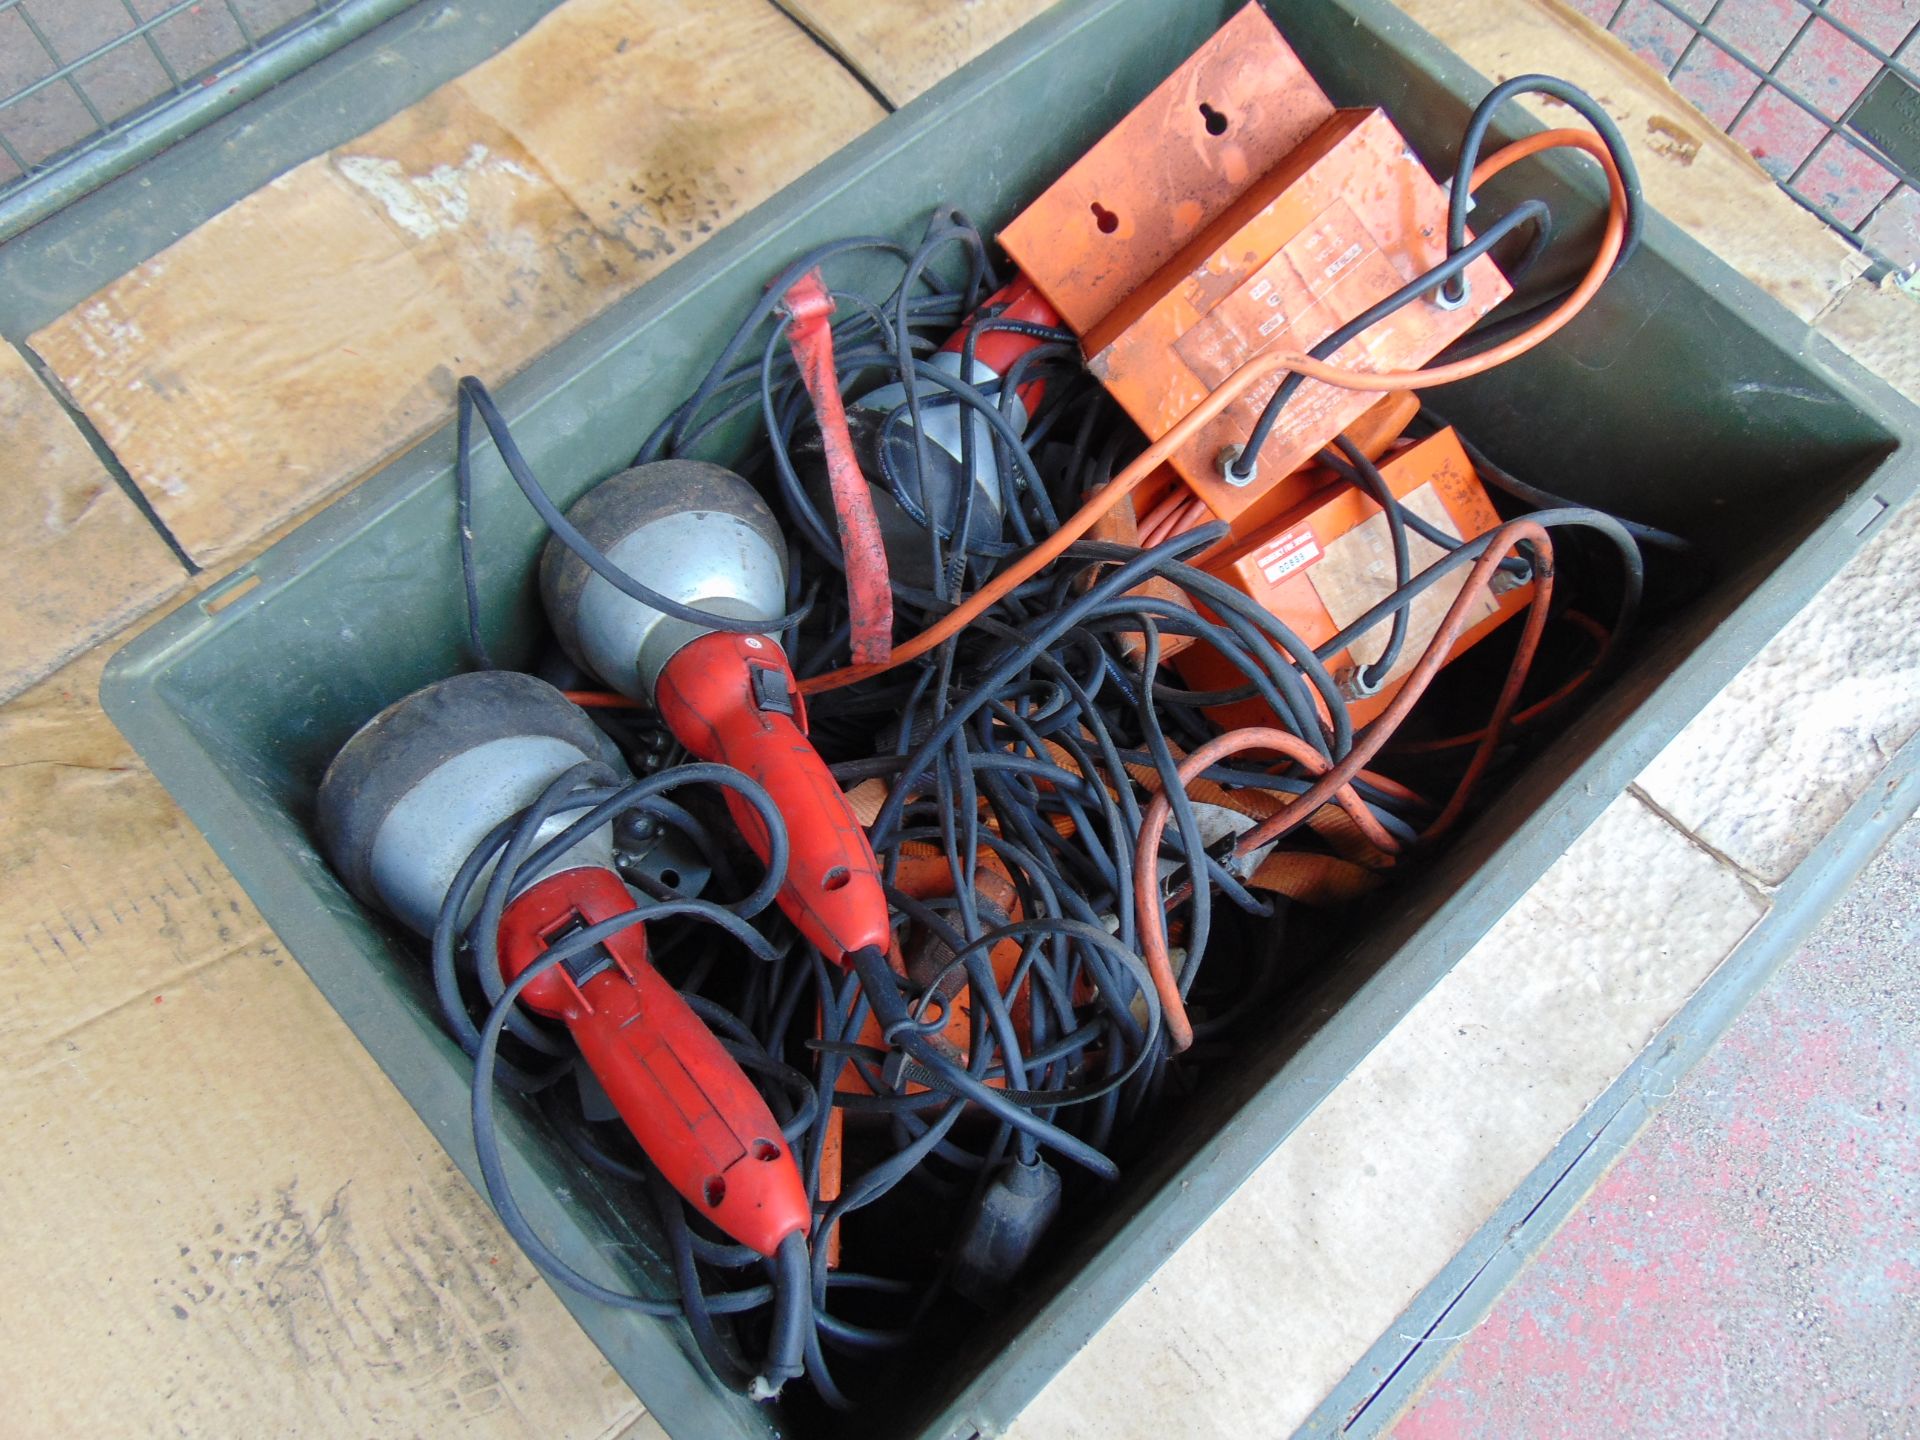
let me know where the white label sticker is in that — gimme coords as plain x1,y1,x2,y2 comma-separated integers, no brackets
1253,527,1321,584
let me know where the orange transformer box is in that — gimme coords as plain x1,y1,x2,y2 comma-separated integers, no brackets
997,4,1337,338
1174,428,1533,729
1000,4,1511,529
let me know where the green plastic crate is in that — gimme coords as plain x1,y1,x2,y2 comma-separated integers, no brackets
101,1,1920,1436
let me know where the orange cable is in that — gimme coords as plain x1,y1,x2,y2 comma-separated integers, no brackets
1135,492,1186,544
1385,611,1609,755
1352,768,1429,807
1416,536,1557,843
1131,727,1383,1052
1151,495,1208,546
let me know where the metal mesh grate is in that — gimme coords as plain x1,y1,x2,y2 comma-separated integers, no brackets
0,0,418,240
1576,0,1920,280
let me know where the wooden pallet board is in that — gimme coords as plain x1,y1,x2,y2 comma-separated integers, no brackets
0,343,185,704
28,0,883,568
784,0,1050,104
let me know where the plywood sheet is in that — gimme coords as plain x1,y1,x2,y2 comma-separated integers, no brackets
458,0,877,260
0,344,184,704
1012,793,1766,1439
0,645,640,1437
786,0,1055,106
30,0,883,567
1398,0,1866,323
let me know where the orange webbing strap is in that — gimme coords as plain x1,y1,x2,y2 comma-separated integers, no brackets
1246,849,1381,904
782,268,894,665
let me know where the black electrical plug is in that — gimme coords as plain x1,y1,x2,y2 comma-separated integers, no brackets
950,1155,1063,1306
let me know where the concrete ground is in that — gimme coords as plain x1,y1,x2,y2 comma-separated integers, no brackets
1389,812,1920,1439
1568,0,1920,276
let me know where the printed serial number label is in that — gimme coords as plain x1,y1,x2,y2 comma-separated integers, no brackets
1253,526,1321,584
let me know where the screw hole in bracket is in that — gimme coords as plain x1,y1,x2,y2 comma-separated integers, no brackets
1200,102,1228,135
822,866,850,892
1090,201,1119,234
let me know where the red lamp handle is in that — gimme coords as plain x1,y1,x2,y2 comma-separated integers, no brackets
497,867,810,1257
940,274,1061,409
654,630,891,961
783,267,894,667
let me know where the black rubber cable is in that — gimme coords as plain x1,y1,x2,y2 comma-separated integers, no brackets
1442,74,1645,305
1225,198,1550,485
